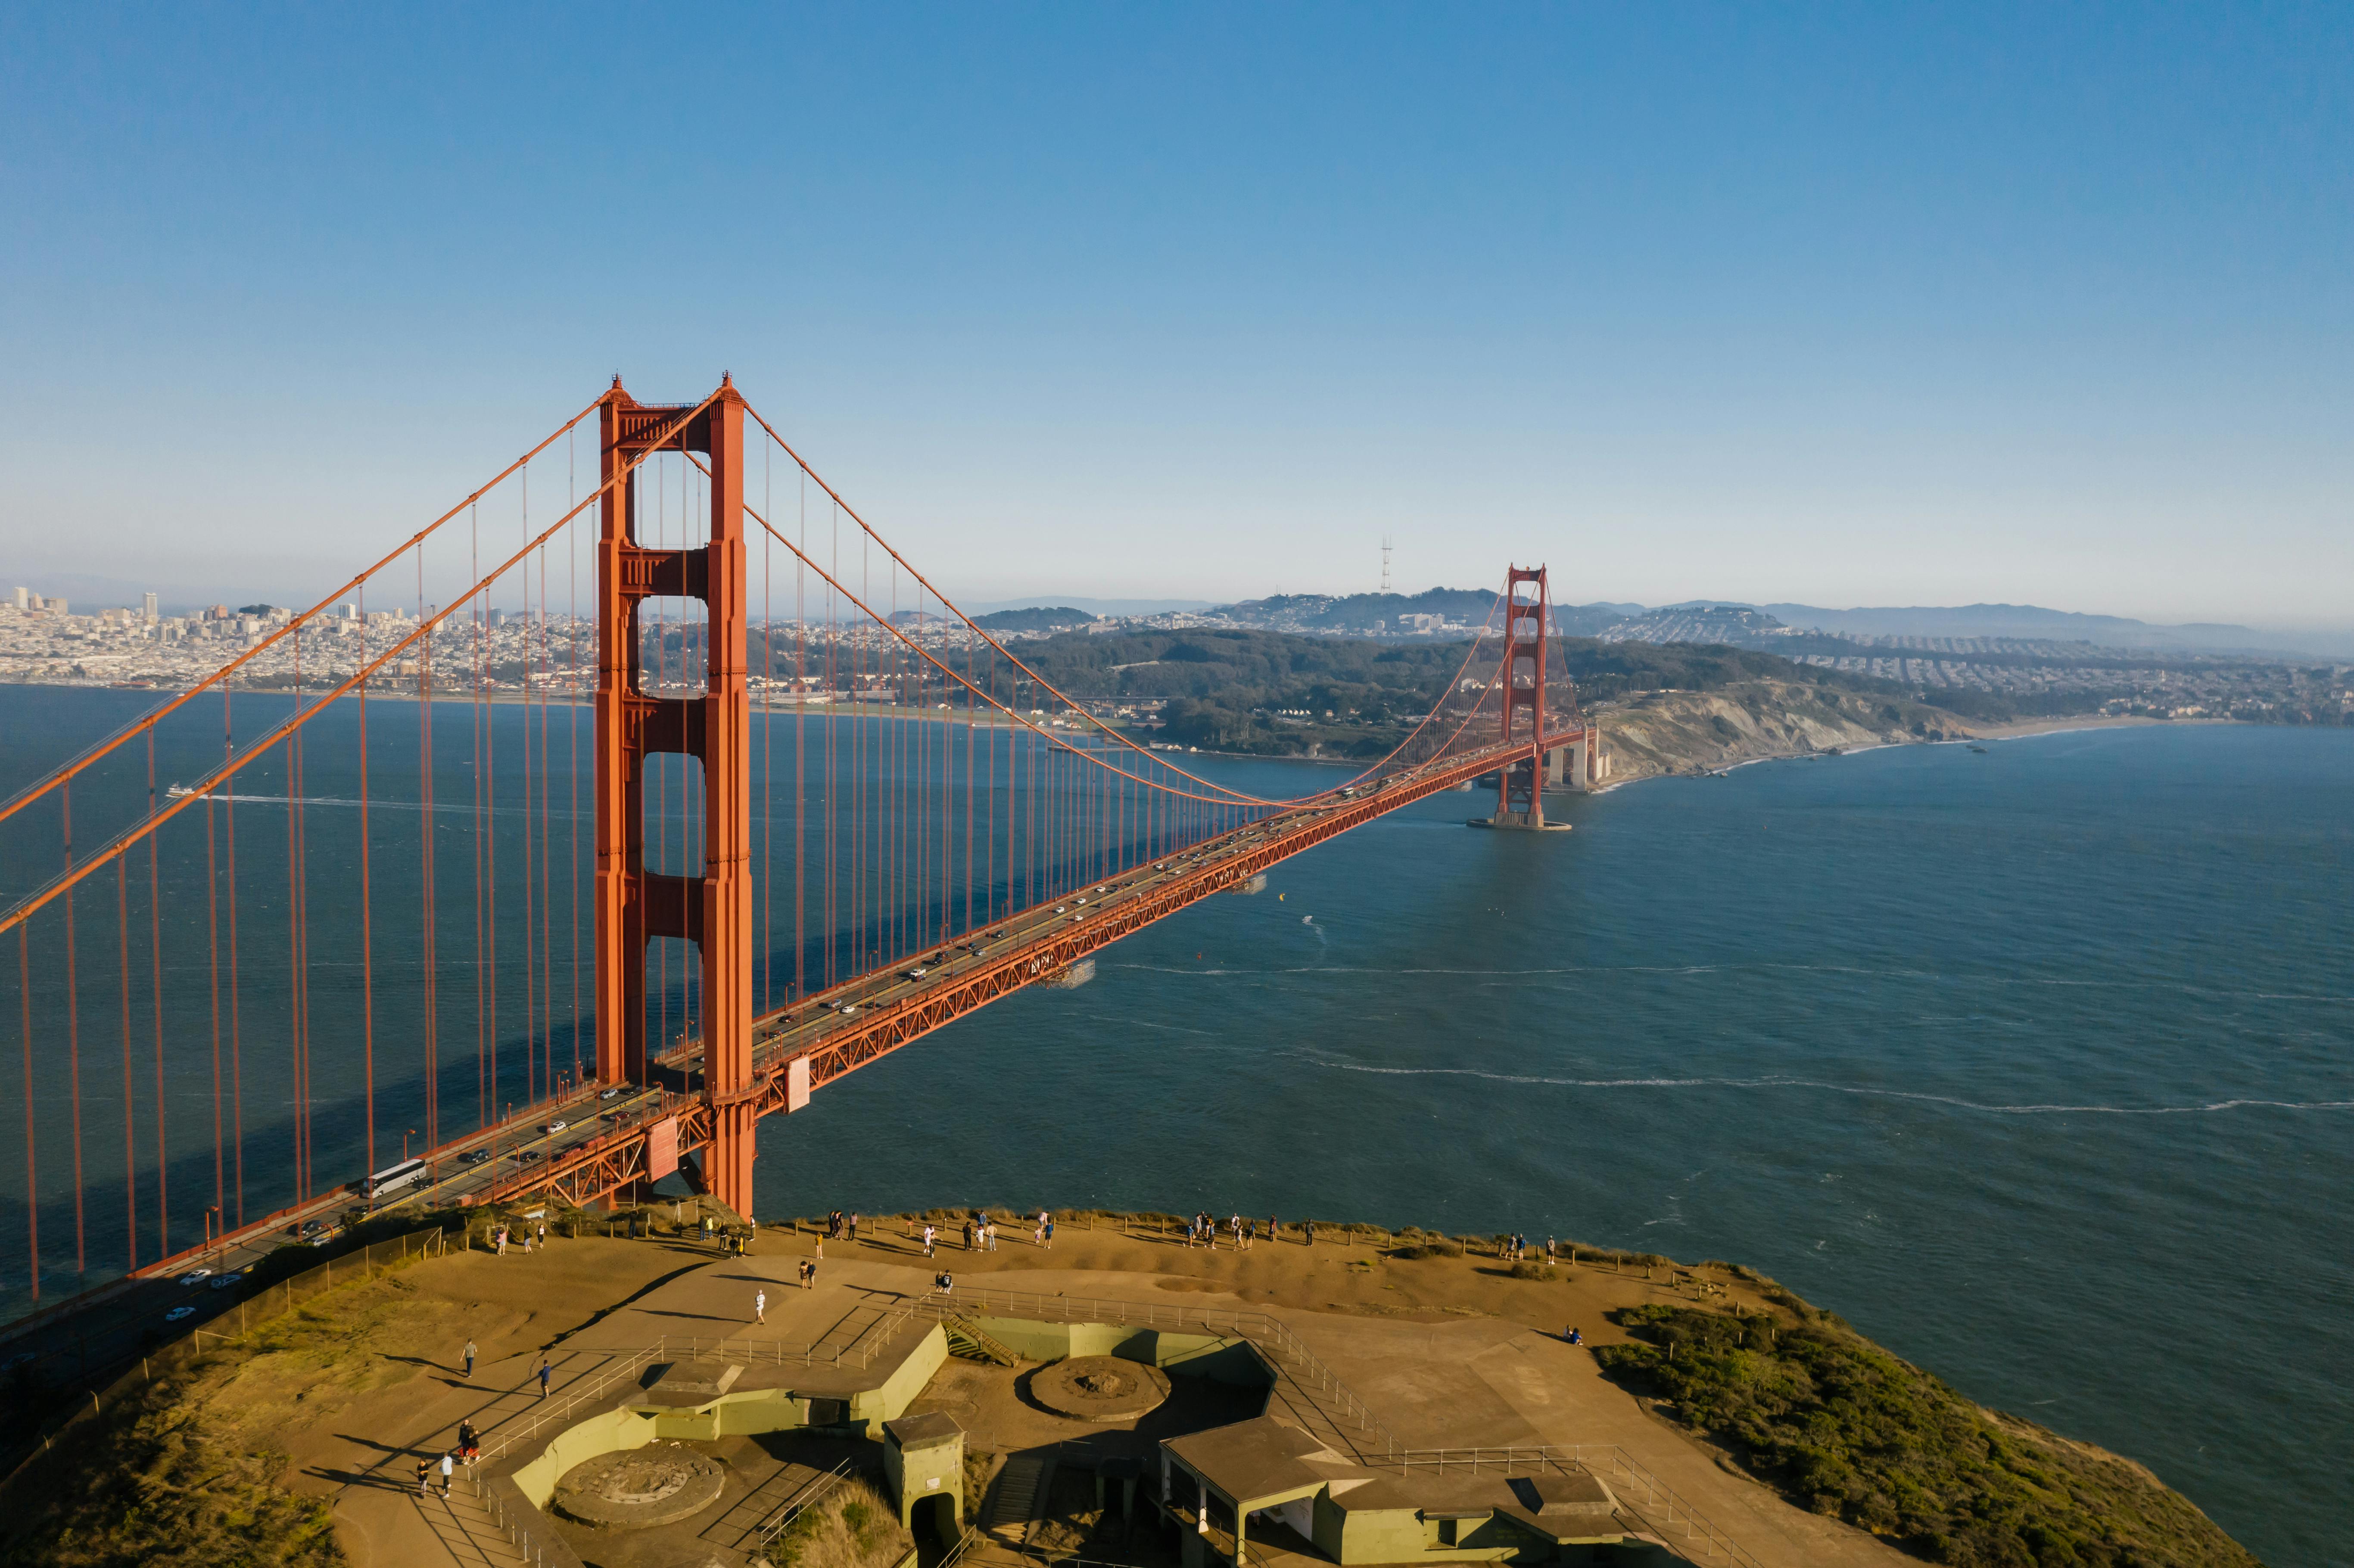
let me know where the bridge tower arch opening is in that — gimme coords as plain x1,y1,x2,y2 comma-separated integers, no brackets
594,377,759,1216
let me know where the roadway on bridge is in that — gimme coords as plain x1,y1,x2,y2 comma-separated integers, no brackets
0,740,1548,1386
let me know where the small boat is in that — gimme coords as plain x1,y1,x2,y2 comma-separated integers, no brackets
1968,746,1987,754
165,782,195,798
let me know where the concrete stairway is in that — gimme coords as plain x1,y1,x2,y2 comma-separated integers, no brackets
986,1451,1058,1547
943,1315,1020,1367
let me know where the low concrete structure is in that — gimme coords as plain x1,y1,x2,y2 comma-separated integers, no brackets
1032,1354,1174,1421
1163,1416,1627,1568
884,1411,965,1543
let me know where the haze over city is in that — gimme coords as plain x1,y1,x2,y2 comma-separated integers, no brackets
3,6,2349,633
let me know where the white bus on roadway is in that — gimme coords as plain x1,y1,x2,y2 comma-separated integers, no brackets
361,1157,429,1200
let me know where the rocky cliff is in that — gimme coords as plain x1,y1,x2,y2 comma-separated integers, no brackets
1591,679,1970,784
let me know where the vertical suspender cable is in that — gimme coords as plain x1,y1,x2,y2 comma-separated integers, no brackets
358,593,376,1184
17,928,35,1301
146,732,167,1255
65,785,84,1276
117,859,136,1266
205,794,222,1241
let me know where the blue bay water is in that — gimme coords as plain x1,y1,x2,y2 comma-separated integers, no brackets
1,689,2345,1564
768,725,2352,1568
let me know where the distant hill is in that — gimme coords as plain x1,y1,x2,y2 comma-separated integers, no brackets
961,596,1212,618
1598,605,1786,646
1210,588,1641,637
1745,602,2342,657
971,605,1097,633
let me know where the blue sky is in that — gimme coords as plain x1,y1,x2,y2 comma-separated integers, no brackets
3,3,2348,627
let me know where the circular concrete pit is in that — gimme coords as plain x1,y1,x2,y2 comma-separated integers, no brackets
551,1444,728,1528
1029,1355,1172,1422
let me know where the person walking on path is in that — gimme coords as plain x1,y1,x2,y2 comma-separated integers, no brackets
439,1451,455,1496
755,1288,767,1325
848,1212,860,1243
494,1226,508,1257
462,1338,477,1379
1305,1218,1316,1247
1043,1216,1056,1250
922,1223,936,1258
1268,1214,1277,1249
537,1360,552,1399
416,1456,433,1496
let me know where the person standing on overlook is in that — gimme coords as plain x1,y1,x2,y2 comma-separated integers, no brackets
755,1288,767,1324
461,1337,476,1379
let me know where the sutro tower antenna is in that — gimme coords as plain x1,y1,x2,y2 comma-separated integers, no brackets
1381,535,1393,594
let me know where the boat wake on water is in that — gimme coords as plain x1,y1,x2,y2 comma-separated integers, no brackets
1286,1051,2354,1116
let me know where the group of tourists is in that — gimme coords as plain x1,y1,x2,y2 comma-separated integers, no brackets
823,1210,861,1243
797,1258,819,1289
1183,1212,1274,1249
490,1220,550,1256
414,1420,483,1499
932,1270,956,1294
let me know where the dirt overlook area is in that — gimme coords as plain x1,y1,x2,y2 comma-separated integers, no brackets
0,1206,2258,1568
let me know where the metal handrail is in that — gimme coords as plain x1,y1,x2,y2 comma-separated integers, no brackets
753,1455,857,1548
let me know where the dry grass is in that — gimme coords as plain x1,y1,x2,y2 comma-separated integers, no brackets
0,1271,471,1568
763,1477,911,1568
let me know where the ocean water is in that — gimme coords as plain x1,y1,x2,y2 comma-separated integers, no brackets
2,691,2345,1564
768,724,2352,1568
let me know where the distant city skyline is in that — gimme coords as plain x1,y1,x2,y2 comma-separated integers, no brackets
3,7,2348,631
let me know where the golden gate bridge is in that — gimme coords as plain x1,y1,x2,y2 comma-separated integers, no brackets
0,376,1594,1322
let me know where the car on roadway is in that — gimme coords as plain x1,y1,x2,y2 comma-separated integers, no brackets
542,1120,568,1135
1,1352,37,1372
176,1268,212,1285
1054,905,1067,914
210,1271,246,1290
165,1306,197,1323
839,1005,858,1018
459,1148,492,1165
517,1149,543,1164
903,967,927,980
299,1219,327,1240
598,1086,623,1101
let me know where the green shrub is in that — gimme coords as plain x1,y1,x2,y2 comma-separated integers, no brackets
1392,1239,1463,1260
1593,1304,2257,1567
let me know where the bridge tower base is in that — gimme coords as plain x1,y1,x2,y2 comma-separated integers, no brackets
593,377,759,1220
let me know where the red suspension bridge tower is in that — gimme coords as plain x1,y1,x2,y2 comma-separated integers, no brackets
593,378,759,1216
1487,564,1558,830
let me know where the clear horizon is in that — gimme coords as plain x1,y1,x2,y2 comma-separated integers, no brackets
3,6,2348,631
